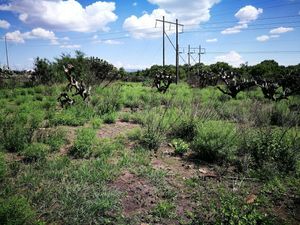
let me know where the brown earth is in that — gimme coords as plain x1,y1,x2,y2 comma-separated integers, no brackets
98,120,140,139
110,171,158,217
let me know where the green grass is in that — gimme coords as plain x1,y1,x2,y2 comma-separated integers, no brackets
0,81,299,225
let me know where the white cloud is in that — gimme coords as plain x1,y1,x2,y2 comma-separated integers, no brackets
221,5,262,35
270,27,294,34
235,5,263,24
221,23,247,34
103,40,123,45
92,35,124,45
215,51,244,67
115,61,150,70
60,44,81,49
256,26,294,42
5,27,58,44
124,0,220,38
133,2,137,7
206,38,218,43
123,8,171,39
6,30,25,43
0,0,118,32
256,35,270,42
0,19,10,29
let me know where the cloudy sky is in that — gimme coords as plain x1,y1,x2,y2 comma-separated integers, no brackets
0,0,299,70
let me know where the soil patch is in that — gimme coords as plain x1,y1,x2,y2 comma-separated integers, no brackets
98,120,140,139
110,171,158,217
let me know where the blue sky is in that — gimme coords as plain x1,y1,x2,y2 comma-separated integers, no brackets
0,0,299,70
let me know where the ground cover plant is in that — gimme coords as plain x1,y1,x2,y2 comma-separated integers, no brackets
0,58,299,224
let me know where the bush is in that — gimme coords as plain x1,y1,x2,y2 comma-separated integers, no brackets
0,196,41,225
171,138,189,156
242,128,299,175
69,128,97,158
119,112,130,122
94,86,122,116
170,118,197,141
22,143,50,162
102,112,117,124
0,113,42,153
191,120,237,162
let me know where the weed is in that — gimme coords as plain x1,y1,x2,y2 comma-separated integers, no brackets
102,112,117,124
69,128,97,158
22,143,50,162
0,195,42,225
171,138,189,156
34,127,67,152
90,117,103,129
0,152,6,181
152,200,176,218
213,191,275,225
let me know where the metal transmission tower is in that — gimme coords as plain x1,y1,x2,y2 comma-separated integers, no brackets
156,17,184,84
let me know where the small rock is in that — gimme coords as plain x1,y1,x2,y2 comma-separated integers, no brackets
245,194,257,204
199,168,208,174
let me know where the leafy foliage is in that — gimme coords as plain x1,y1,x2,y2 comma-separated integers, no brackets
191,120,237,162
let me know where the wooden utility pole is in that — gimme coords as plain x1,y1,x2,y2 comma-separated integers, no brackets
5,35,9,69
156,17,184,84
163,16,165,67
176,19,179,84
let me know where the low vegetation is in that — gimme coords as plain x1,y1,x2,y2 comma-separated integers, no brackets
0,55,299,224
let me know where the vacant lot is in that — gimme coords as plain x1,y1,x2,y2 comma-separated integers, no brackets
0,82,299,224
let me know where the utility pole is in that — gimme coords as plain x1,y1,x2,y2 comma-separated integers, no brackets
176,19,179,84
163,16,165,67
188,45,191,66
198,45,206,65
5,35,9,69
156,17,184,84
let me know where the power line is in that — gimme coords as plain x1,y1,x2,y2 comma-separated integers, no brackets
206,50,300,54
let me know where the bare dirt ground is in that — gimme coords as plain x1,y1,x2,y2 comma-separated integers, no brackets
110,171,158,217
98,120,140,139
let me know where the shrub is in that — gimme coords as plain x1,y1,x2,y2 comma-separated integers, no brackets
119,112,130,122
102,112,117,124
94,86,122,116
0,196,41,225
139,107,173,151
191,120,237,162
0,113,42,153
171,138,189,156
171,117,197,141
91,117,103,129
242,128,299,175
69,128,97,158
22,143,50,162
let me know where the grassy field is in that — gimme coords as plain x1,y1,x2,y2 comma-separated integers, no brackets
0,82,299,225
